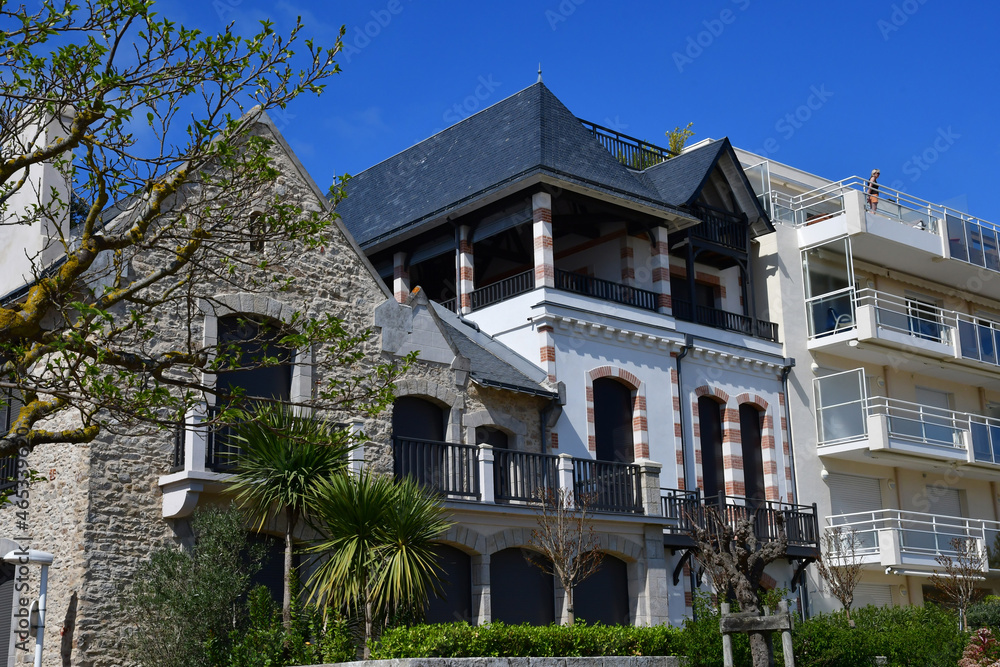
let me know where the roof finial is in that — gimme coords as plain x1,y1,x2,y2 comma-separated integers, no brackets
537,63,543,84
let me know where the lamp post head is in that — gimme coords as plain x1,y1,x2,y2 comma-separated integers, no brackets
2,549,54,566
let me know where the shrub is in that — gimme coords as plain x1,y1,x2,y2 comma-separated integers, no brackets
959,627,1000,667
208,586,356,667
372,621,683,659
968,597,1000,629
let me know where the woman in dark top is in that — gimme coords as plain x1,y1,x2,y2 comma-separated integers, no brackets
866,168,880,213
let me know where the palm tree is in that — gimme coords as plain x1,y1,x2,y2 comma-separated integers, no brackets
308,471,451,658
228,403,357,628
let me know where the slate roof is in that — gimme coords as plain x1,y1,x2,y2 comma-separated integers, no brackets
337,83,691,250
430,301,556,398
643,139,728,206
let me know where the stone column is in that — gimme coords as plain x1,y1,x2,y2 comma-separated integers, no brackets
652,226,672,314
472,553,491,624
459,225,475,314
393,251,410,304
533,192,554,288
637,459,663,516
642,524,671,625
557,453,575,506
478,443,495,503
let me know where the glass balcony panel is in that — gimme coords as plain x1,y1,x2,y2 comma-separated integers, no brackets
985,227,1000,271
972,421,993,463
991,424,1000,463
948,214,969,262
982,324,998,365
968,221,985,268
807,291,855,337
818,404,867,443
959,319,980,360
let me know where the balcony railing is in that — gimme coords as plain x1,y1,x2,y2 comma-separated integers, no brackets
494,449,558,503
790,176,943,233
672,298,780,342
578,119,675,169
470,270,535,311
393,437,480,500
690,205,748,251
554,269,659,312
661,488,820,549
205,406,241,472
572,458,643,514
827,509,998,566
439,297,457,312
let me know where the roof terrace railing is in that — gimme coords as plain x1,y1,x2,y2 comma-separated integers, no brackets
789,176,946,233
578,119,676,170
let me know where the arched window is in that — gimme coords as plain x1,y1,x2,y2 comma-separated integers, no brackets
490,548,555,625
392,397,448,490
475,425,509,450
593,378,634,463
740,403,766,503
698,395,725,501
392,396,446,442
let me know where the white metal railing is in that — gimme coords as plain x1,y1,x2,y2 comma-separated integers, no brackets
805,286,856,338
854,288,954,345
789,176,944,233
826,509,999,560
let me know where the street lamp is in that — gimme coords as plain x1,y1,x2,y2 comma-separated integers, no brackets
3,549,54,667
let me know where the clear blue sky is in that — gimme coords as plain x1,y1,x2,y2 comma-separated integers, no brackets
158,0,1000,219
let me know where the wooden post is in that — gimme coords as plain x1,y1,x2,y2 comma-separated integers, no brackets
779,600,795,667
721,603,734,667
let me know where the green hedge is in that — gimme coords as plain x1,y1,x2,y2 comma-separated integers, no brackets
373,605,965,667
372,621,683,659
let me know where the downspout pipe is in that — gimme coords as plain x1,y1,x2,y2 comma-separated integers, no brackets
675,334,696,617
781,358,809,618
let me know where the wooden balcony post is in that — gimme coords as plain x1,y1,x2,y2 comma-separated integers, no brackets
533,192,554,289
478,443,495,503
557,453,575,506
459,225,475,314
637,459,663,516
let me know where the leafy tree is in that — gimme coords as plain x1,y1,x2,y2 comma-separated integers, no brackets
666,122,695,155
119,505,265,667
527,488,604,625
307,472,451,658
0,1,405,457
228,403,356,629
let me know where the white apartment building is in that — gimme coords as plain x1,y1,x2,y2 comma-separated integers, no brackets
736,147,1000,612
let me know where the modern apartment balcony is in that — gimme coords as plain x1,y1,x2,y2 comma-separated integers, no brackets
786,177,1000,300
826,510,997,573
815,374,1000,475
806,288,1000,385
660,488,820,559
391,437,663,516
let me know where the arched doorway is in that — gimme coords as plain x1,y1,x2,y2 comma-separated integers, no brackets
698,395,725,501
392,397,448,488
425,544,472,623
739,403,766,504
490,548,555,625
574,554,630,625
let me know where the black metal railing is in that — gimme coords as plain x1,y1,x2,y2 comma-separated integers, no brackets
393,437,480,500
172,425,185,471
205,406,241,472
493,449,558,504
690,206,749,251
439,297,457,312
554,269,659,311
0,455,18,493
579,119,675,169
470,270,535,311
672,299,780,342
660,489,820,548
572,458,643,514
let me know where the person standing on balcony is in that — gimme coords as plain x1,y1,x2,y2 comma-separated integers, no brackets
866,169,880,213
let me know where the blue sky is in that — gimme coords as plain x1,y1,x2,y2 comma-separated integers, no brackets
157,0,1000,219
